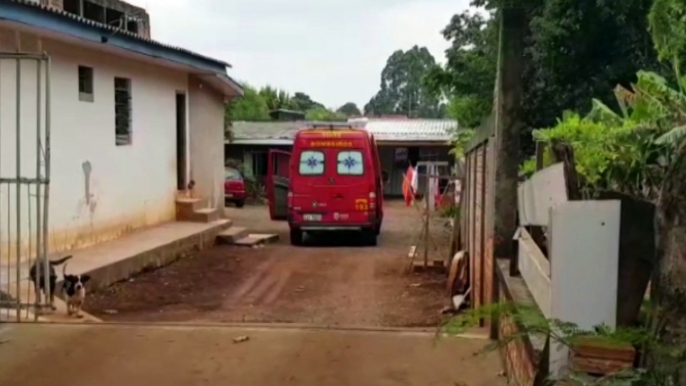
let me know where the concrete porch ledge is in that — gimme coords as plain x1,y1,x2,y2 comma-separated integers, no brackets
1,220,232,317
60,220,232,292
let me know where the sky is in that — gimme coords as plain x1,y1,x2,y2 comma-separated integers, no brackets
126,0,473,109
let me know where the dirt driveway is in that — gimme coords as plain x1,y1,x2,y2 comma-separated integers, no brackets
0,323,505,386
85,201,454,327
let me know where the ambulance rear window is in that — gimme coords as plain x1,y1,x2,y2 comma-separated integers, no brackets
299,150,325,175
337,151,364,175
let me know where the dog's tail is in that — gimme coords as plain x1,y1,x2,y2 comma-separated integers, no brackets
63,261,69,278
50,255,73,266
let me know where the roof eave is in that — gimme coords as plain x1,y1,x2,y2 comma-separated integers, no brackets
0,0,230,73
226,139,294,145
199,73,244,98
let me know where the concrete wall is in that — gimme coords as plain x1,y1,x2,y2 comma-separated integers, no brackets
189,76,224,210
0,27,188,259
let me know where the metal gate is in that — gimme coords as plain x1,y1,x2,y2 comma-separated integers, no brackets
0,52,52,322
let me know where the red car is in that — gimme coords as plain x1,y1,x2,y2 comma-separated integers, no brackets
224,167,246,208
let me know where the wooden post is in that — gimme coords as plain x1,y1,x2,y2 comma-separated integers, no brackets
535,142,547,171
493,7,526,275
423,182,430,269
551,142,582,201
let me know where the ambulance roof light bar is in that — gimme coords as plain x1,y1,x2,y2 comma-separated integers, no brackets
305,121,366,130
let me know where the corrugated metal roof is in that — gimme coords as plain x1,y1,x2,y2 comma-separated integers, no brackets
229,119,457,144
361,119,456,142
230,121,303,141
3,0,231,68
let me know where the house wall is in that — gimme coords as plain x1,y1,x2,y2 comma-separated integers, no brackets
0,27,187,259
188,76,224,211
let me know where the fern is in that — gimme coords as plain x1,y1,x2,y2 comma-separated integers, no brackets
440,301,686,386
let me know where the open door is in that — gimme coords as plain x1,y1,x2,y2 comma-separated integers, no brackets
267,149,291,221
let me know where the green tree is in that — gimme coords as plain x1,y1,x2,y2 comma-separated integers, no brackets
645,2,686,384
305,106,347,121
424,10,499,128
523,0,663,131
365,46,444,118
225,84,270,122
429,1,666,154
337,102,362,117
259,86,296,111
291,92,323,112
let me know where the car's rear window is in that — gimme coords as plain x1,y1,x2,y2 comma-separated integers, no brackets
299,150,325,175
225,167,242,180
337,150,364,175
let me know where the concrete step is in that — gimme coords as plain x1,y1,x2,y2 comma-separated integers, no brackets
175,197,207,221
234,233,280,247
191,208,220,223
216,227,249,244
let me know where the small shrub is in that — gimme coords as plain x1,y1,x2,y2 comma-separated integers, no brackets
438,204,460,219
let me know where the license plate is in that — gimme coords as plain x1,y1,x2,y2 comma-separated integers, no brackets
225,193,234,198
304,214,322,221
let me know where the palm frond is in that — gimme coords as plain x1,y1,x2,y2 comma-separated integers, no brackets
656,125,686,146
588,98,623,125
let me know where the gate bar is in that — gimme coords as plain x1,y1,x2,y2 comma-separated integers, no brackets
0,53,48,60
36,57,43,321
0,49,3,318
0,178,49,184
15,53,22,321
43,55,52,313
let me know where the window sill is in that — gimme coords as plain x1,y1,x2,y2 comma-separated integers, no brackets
116,134,132,146
79,93,94,102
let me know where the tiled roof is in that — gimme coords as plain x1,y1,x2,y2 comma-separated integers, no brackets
3,0,230,68
229,119,458,144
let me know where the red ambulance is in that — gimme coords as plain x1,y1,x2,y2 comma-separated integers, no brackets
266,123,384,246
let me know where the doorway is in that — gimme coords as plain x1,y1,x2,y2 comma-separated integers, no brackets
176,93,187,190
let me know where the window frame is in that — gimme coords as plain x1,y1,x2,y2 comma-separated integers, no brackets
336,150,365,176
298,150,326,176
114,77,132,146
78,65,94,102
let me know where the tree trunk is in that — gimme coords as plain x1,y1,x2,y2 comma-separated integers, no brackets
654,142,686,385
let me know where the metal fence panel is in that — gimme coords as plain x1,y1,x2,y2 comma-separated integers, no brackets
0,52,52,322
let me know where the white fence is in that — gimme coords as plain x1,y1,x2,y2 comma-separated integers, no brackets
516,163,621,377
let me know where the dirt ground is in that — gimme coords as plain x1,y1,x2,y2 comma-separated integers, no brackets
85,201,455,327
0,323,505,386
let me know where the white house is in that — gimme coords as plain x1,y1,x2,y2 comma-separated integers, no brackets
0,0,242,258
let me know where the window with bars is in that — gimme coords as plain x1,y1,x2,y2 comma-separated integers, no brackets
114,77,132,146
78,66,93,102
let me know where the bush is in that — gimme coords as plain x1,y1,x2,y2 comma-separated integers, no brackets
438,204,460,219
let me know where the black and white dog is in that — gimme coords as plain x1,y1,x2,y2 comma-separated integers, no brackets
29,255,72,312
61,263,90,318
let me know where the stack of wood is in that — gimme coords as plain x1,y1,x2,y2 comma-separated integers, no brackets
570,336,636,376
409,245,447,272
